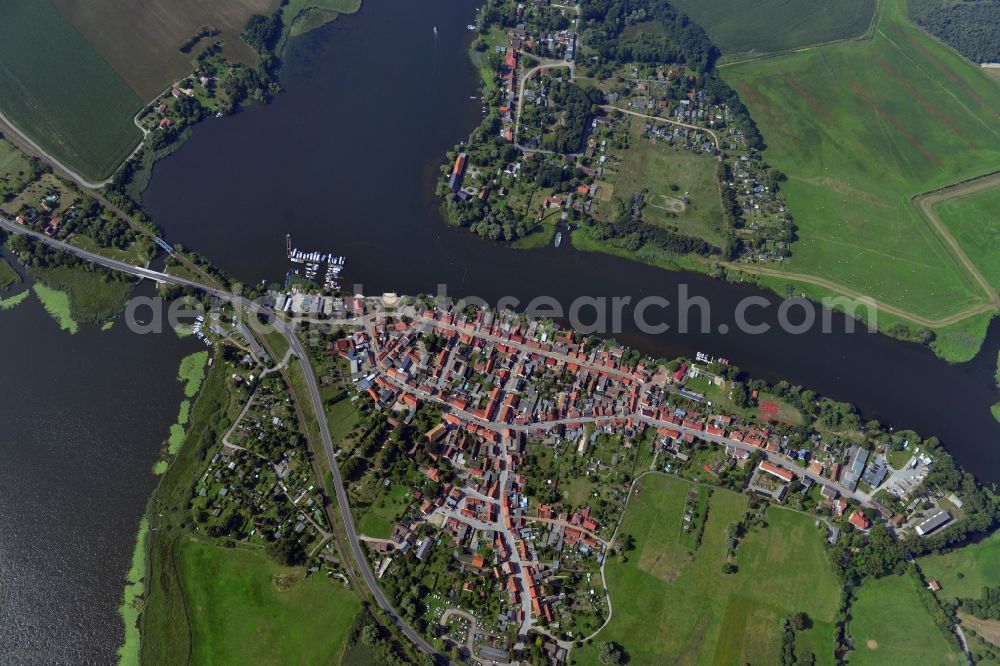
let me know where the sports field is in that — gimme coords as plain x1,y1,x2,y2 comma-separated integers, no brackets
722,0,1000,325
848,572,960,665
578,476,840,665
0,1,143,181
918,529,1000,601
600,116,726,247
669,0,876,58
50,0,276,100
177,539,360,665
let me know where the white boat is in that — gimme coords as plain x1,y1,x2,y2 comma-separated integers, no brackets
467,24,477,30
554,232,563,248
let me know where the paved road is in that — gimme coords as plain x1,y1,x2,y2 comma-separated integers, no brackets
0,215,448,664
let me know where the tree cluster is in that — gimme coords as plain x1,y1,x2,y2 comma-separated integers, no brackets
959,585,1000,620
581,0,718,73
910,0,1000,64
242,13,282,52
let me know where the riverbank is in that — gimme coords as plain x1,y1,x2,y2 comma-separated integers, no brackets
138,349,236,662
118,517,149,666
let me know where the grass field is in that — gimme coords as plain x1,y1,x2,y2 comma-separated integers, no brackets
577,476,840,665
327,395,361,444
722,0,1000,324
357,483,412,539
0,0,143,181
599,116,725,247
933,182,1000,291
918,530,1000,601
670,0,876,58
847,571,960,665
50,0,275,101
176,539,360,665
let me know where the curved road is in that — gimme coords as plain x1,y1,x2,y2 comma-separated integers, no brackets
0,215,448,664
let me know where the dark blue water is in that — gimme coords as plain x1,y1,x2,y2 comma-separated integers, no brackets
0,263,194,662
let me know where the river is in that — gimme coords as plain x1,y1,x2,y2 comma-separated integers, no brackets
0,263,194,662
143,0,1000,484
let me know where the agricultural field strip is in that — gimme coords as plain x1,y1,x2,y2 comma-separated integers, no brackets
716,0,883,68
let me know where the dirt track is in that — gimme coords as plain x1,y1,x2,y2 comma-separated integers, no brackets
732,172,1000,329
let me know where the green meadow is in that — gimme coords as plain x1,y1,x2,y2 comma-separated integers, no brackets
577,476,840,665
177,540,360,666
919,529,1000,601
847,571,960,665
933,183,1000,291
0,0,142,181
670,0,876,58
722,0,1000,324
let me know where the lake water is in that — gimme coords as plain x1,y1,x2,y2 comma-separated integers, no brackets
0,264,193,662
144,0,1000,484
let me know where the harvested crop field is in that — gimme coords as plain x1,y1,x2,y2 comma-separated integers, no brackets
50,0,278,101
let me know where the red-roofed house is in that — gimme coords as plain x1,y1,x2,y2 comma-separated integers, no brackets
849,510,870,531
758,461,794,483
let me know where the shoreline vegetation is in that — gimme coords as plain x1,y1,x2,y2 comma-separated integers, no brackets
153,351,209,475
0,289,29,311
123,351,207,662
31,282,78,334
118,517,149,666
